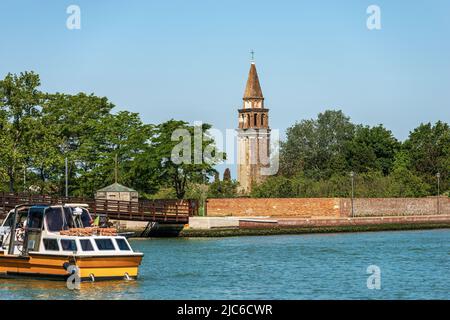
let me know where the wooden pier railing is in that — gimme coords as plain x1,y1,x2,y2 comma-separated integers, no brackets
0,192,197,224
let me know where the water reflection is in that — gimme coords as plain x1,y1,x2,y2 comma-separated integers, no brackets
0,278,141,300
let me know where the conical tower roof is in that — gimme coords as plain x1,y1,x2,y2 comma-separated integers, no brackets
243,63,264,99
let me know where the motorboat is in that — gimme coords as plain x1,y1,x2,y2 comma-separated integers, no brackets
0,204,143,282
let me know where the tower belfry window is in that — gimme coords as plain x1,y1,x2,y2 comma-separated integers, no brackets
254,113,257,126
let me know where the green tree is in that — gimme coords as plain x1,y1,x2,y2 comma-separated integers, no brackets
280,110,355,178
26,110,64,193
144,120,224,199
0,71,42,192
388,169,430,197
0,107,8,188
208,179,238,198
41,92,115,195
344,125,400,175
78,111,153,194
251,176,296,198
223,168,231,181
404,121,450,193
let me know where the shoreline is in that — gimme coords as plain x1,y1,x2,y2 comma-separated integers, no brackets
156,222,450,238
3,217,448,239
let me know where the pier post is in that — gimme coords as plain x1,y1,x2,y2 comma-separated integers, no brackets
436,173,440,214
350,171,355,218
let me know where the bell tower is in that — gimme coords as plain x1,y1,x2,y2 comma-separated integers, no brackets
237,60,270,193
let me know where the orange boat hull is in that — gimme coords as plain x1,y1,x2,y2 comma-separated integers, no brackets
0,251,143,281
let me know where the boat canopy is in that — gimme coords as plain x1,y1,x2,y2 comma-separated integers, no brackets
2,205,92,233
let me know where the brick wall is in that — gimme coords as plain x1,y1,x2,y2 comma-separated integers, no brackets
206,197,450,218
206,198,341,218
340,197,450,217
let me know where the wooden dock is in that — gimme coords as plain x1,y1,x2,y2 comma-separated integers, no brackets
0,192,197,224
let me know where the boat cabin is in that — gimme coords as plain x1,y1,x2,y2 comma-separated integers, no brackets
0,204,93,255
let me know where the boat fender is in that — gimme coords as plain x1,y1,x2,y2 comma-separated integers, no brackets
63,262,76,274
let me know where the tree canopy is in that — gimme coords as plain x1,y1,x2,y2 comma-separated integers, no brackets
256,110,448,198
0,72,223,199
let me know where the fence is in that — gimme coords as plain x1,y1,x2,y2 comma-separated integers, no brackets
0,192,199,224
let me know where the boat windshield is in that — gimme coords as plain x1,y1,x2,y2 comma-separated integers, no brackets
80,209,92,227
45,207,65,232
63,207,77,229
46,207,92,232
27,207,45,229
63,207,92,229
45,207,79,232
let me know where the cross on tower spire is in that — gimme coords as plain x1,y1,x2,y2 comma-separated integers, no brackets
250,50,255,63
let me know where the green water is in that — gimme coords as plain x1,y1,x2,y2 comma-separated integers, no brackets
0,229,449,299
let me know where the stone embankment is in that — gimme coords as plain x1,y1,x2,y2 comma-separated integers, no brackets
163,197,447,237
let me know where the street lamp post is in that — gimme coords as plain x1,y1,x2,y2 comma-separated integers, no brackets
437,172,441,214
23,165,26,192
350,171,355,218
65,157,69,198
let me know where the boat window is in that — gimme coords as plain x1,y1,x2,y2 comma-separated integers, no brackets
80,209,92,227
3,214,12,227
43,238,59,251
61,239,77,251
3,211,27,228
80,239,94,251
115,238,131,251
63,207,76,230
95,239,115,251
45,207,64,232
27,207,45,229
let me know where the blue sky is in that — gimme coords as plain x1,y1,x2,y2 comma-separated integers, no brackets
1,0,449,176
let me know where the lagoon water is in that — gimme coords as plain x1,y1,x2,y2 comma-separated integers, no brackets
0,229,449,300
